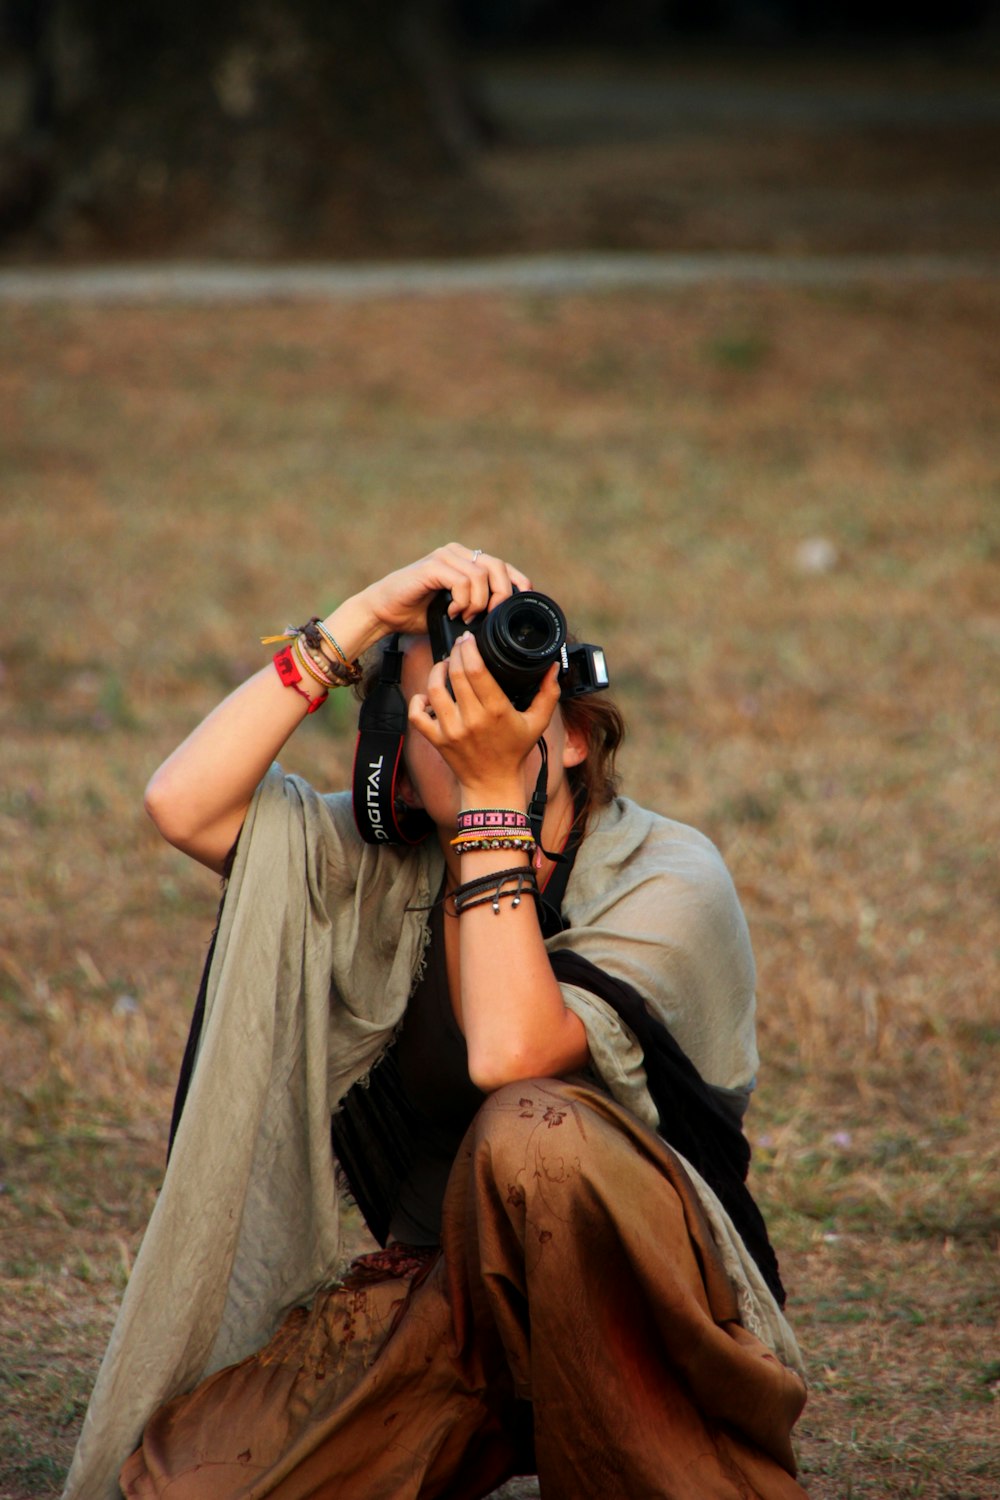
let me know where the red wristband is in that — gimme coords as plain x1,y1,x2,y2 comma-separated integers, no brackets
273,646,327,713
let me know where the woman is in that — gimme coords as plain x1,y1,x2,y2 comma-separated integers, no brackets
64,543,808,1500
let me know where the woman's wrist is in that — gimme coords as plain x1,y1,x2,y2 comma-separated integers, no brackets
318,593,386,665
457,783,529,815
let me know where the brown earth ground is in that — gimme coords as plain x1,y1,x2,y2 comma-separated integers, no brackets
1,49,999,1500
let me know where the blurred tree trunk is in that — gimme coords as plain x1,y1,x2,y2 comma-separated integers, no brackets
0,0,489,256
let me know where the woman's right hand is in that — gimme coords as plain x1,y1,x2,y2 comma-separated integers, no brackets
354,543,532,641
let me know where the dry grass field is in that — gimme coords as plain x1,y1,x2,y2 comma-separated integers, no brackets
1,275,998,1496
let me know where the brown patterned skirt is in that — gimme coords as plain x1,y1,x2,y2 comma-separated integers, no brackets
120,1080,808,1500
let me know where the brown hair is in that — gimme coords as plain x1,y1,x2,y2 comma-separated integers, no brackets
356,635,626,829
559,689,626,827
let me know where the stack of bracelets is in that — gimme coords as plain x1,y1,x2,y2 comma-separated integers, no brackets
449,809,540,916
262,616,363,713
450,865,539,917
450,808,537,859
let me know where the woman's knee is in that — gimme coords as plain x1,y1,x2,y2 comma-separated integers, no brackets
470,1078,585,1199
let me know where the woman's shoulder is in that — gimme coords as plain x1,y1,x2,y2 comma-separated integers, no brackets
567,796,752,965
556,796,758,1091
579,796,735,894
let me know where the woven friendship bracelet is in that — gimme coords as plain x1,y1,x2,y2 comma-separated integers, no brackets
456,808,531,833
314,618,363,684
294,626,340,681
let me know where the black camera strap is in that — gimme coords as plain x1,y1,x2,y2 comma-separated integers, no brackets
352,635,433,846
528,737,575,869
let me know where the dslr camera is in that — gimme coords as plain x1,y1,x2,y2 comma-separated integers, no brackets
426,587,609,711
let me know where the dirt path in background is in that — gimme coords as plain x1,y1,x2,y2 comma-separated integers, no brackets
1,249,998,304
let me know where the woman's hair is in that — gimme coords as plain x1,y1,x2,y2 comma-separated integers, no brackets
356,635,626,829
560,688,626,826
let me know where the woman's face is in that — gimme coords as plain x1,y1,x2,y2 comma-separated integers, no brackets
397,637,580,828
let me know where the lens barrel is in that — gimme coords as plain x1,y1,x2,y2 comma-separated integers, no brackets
478,591,567,704
427,587,569,709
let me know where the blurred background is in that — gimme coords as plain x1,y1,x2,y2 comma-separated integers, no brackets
1,1,1000,260
1,6,999,1500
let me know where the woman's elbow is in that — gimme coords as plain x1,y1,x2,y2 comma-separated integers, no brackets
469,1057,543,1094
144,767,178,839
143,766,201,851
467,1048,534,1094
467,1035,590,1094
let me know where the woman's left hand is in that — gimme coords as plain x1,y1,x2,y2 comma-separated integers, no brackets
407,633,561,806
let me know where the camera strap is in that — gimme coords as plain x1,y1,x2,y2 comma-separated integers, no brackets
527,736,571,868
352,635,433,846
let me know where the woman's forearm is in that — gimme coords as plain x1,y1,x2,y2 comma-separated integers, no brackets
458,870,590,1090
144,594,385,872
144,665,307,871
452,783,589,1089
409,632,591,1089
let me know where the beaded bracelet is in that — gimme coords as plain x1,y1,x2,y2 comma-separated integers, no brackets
314,619,362,682
452,836,537,858
295,630,339,681
299,618,353,683
451,828,535,846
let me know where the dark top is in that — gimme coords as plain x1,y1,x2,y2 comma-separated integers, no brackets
387,899,486,1245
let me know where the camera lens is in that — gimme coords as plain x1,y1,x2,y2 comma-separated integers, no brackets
506,602,559,654
478,591,567,706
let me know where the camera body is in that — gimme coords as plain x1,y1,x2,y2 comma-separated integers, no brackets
352,592,609,845
426,588,609,710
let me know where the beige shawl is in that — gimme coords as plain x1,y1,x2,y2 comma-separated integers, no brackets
62,767,802,1499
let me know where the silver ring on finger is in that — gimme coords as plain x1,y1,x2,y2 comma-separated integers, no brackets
471,548,483,562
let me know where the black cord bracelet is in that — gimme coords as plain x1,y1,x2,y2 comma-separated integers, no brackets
450,865,539,917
